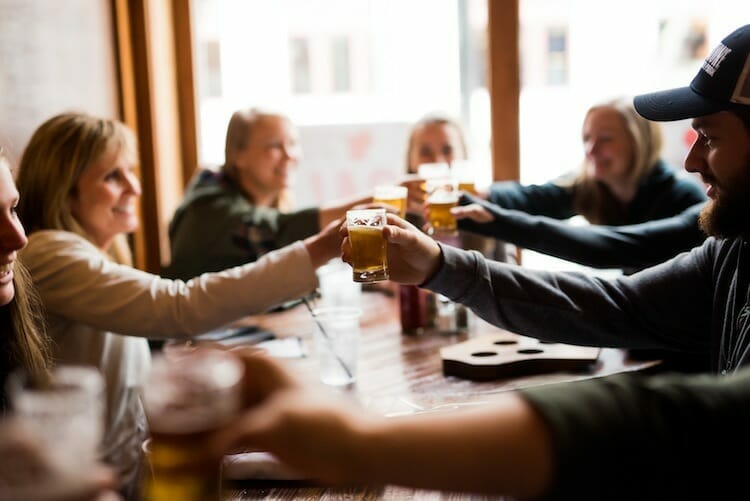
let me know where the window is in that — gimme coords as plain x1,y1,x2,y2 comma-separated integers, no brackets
517,0,750,271
191,0,490,208
290,37,311,94
199,40,222,97
332,36,351,92
546,27,567,85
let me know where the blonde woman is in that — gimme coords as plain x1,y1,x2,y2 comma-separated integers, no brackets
0,153,49,412
166,107,371,280
402,112,514,262
454,97,707,274
16,112,342,498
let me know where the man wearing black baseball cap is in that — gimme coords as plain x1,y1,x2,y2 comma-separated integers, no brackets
634,24,750,252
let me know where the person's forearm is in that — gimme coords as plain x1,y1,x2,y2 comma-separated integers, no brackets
458,199,706,270
353,395,554,497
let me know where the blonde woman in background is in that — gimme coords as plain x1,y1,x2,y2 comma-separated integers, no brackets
16,112,342,499
454,97,707,274
403,112,515,262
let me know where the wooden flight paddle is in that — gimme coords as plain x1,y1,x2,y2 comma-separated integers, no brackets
440,333,601,381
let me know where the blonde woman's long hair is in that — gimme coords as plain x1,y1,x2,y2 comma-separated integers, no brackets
567,97,664,224
16,112,137,265
0,155,50,405
221,107,294,212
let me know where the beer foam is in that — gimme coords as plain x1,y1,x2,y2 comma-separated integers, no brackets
143,351,244,433
428,191,458,204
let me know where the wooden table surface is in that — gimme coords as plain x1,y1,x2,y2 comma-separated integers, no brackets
222,290,658,500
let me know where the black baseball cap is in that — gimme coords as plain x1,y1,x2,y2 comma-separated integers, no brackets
634,24,750,122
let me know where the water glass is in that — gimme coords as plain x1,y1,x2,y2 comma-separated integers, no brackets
312,306,361,386
316,258,362,308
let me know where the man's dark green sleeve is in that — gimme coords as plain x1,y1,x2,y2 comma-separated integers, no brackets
520,369,750,499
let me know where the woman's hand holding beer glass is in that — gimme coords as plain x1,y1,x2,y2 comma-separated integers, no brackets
342,214,442,286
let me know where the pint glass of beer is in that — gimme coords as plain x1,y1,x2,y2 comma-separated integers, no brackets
6,365,105,477
346,208,389,283
426,177,459,235
451,160,477,195
373,185,408,217
142,349,244,501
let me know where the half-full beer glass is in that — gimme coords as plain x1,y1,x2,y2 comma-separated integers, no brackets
426,177,459,235
142,349,244,501
373,185,407,217
346,208,389,283
451,160,477,195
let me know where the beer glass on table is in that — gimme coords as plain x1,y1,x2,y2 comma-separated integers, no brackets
141,348,244,501
346,208,389,283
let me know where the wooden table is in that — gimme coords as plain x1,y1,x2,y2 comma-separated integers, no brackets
223,290,658,500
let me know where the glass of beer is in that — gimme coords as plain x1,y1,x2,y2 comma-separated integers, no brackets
346,208,389,283
141,348,244,501
373,185,407,217
426,177,459,235
451,160,477,195
6,365,105,487
417,162,450,180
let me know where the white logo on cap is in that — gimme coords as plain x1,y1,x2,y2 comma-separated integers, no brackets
702,43,732,76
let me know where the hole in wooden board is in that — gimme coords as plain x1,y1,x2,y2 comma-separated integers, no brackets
471,351,498,357
517,348,544,355
493,340,517,345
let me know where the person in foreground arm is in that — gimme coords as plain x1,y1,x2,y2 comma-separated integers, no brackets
166,107,370,279
454,197,707,272
212,348,750,499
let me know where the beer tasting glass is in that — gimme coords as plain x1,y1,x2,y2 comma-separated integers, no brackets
346,208,389,283
141,348,245,501
426,177,459,235
451,160,477,195
4,365,105,497
417,162,450,181
373,184,408,218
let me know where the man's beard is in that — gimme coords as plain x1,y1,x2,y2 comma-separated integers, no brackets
699,163,750,239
